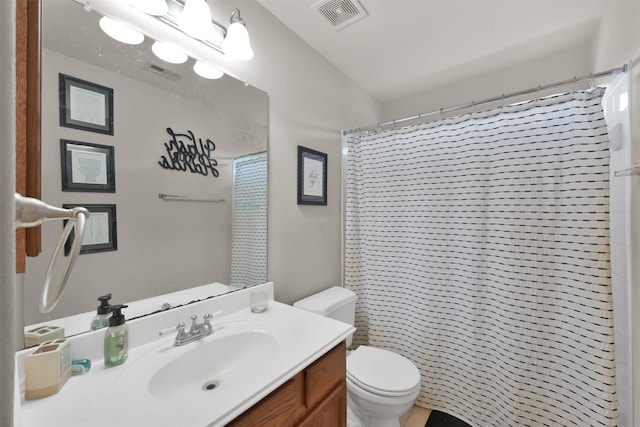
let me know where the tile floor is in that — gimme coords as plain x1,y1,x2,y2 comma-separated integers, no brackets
400,405,432,427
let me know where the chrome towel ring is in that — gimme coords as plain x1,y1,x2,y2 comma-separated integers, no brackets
15,193,89,313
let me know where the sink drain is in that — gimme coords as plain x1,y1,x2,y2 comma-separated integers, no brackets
203,380,220,391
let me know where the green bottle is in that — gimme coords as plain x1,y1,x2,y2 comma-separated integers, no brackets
104,304,128,367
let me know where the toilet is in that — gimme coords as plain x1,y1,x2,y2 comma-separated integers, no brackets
294,286,421,427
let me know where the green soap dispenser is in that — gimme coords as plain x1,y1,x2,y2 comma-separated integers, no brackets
104,304,128,367
90,293,112,331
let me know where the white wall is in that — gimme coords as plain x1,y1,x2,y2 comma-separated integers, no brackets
381,42,593,123
0,2,17,426
208,1,381,304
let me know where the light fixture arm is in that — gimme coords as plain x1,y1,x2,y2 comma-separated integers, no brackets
229,9,244,26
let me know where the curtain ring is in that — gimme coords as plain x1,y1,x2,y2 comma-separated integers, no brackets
440,108,444,122
572,77,577,93
589,73,595,88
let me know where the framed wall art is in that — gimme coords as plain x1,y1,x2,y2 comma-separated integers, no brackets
297,145,327,205
63,204,117,255
59,73,114,135
60,139,115,192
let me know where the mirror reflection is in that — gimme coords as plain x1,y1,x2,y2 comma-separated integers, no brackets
22,0,268,346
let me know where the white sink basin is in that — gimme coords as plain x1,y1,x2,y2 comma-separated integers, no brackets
148,329,278,401
114,321,281,404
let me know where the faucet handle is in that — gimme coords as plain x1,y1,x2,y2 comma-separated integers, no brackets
189,315,199,332
204,310,224,325
159,321,185,336
202,310,224,334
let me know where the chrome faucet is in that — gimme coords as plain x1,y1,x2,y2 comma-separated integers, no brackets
173,314,214,346
158,310,224,346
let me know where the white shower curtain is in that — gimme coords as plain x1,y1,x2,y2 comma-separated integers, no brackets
344,89,617,426
230,151,268,288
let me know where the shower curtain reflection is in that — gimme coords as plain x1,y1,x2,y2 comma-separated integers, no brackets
230,152,268,288
344,89,617,426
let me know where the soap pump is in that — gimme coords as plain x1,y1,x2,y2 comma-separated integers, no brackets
90,293,112,331
104,304,128,367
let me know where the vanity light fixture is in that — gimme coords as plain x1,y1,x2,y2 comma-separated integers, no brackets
222,9,254,61
134,1,254,61
99,16,145,45
88,0,254,83
193,60,224,79
151,40,188,64
129,0,169,16
177,0,216,41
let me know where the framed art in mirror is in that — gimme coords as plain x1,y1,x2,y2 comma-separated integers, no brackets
297,145,327,205
60,139,115,192
59,73,114,135
63,204,117,255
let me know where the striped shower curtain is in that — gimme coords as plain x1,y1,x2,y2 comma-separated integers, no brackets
344,89,617,426
230,151,268,288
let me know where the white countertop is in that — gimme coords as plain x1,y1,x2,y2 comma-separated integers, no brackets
17,283,353,427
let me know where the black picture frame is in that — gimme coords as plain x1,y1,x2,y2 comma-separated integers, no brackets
59,73,114,135
297,145,327,205
60,139,115,192
63,204,117,255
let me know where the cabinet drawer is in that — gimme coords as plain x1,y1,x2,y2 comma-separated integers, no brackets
305,341,346,410
226,372,306,427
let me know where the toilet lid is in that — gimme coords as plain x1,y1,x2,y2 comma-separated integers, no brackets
347,346,420,396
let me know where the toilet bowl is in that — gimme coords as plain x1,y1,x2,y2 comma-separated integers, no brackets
293,287,421,427
346,345,421,427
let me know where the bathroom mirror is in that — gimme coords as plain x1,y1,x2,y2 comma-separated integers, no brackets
22,0,268,346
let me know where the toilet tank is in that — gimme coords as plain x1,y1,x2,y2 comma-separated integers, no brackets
293,286,357,346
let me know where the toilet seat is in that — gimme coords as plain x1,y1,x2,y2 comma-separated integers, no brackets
347,346,420,397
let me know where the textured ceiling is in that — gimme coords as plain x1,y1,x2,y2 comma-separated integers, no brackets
255,0,618,103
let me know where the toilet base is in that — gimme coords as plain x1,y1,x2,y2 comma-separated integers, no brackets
347,397,402,427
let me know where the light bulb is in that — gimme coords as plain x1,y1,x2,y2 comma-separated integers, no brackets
222,21,253,60
178,0,215,41
193,61,224,79
151,41,188,64
99,16,144,45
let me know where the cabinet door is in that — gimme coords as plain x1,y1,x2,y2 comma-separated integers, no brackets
297,381,347,427
226,372,306,427
305,341,345,409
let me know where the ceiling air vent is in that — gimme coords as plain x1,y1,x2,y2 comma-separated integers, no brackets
143,61,182,81
313,0,368,31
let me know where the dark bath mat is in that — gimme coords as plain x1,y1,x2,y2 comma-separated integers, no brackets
425,410,473,427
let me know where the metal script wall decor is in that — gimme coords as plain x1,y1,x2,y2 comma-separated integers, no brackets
159,127,219,177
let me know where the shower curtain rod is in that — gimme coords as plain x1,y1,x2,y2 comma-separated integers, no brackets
344,64,628,135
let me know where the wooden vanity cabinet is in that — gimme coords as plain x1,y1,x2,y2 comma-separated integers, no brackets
227,341,346,427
